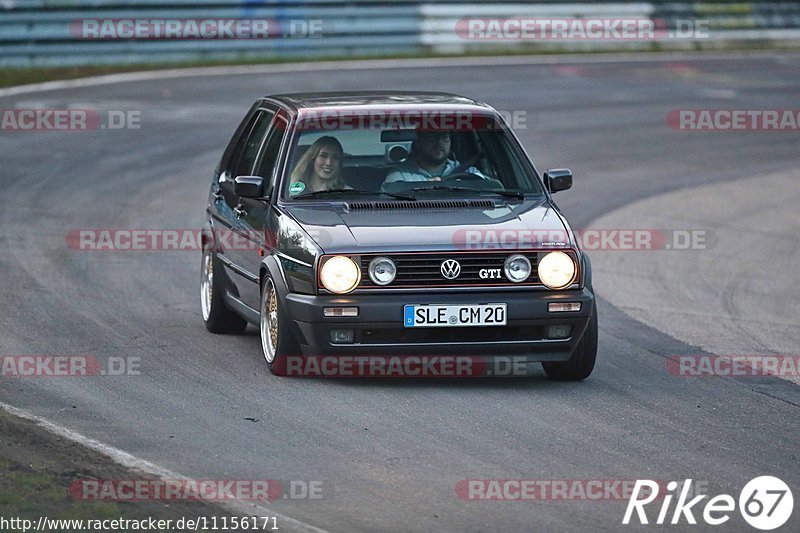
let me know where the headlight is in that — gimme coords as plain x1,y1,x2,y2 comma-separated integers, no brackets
368,256,396,286
504,254,531,283
537,251,576,289
319,256,361,294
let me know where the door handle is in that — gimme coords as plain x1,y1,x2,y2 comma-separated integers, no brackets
212,190,223,202
233,205,247,218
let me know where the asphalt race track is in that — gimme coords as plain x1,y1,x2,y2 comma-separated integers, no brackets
1,52,799,532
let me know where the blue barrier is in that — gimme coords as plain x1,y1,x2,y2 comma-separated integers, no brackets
2,1,799,66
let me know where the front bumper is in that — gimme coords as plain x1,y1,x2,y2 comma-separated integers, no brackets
285,287,594,361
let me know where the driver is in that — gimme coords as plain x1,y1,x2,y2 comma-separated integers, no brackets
382,130,485,188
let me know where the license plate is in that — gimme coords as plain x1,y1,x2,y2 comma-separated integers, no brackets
404,304,507,328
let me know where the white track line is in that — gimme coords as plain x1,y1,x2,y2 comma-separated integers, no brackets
0,401,329,533
0,50,797,98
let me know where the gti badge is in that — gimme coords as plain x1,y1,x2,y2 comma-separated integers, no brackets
440,259,461,280
479,268,502,279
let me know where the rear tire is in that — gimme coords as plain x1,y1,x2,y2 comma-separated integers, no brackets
201,247,247,334
542,301,598,381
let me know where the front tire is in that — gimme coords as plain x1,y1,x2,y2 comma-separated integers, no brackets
201,247,247,334
260,275,299,375
542,301,598,381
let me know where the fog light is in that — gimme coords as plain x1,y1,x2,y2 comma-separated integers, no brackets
548,302,581,313
330,329,355,344
368,256,396,286
324,307,359,317
545,325,572,339
504,254,532,283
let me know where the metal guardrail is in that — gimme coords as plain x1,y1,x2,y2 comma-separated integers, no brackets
2,1,800,66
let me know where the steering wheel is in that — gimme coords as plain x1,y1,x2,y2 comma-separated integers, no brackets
443,171,485,181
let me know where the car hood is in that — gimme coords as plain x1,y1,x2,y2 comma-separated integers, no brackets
281,198,574,254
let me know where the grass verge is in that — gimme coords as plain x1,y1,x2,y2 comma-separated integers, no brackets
3,43,799,90
0,409,240,529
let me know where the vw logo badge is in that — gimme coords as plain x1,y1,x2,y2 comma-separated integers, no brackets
440,259,461,280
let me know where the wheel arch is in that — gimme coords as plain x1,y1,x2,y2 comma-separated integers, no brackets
260,255,289,297
581,252,593,292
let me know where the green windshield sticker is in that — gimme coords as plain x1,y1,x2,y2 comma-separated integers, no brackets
289,182,305,195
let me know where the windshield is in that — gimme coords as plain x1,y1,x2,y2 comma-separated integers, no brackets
281,110,543,200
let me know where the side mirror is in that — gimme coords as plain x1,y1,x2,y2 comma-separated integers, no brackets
544,169,572,193
234,175,264,198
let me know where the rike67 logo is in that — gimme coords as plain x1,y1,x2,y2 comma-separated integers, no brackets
623,477,793,530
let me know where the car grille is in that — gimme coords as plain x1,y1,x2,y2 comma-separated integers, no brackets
357,251,543,289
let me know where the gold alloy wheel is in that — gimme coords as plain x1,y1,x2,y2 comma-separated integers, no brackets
260,277,279,363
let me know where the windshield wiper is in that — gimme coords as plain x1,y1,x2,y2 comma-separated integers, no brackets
296,189,416,201
400,185,525,200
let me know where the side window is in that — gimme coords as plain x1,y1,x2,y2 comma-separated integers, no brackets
254,117,288,190
218,104,257,180
232,110,274,179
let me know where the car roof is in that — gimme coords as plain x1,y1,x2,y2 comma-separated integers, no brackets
263,91,495,114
